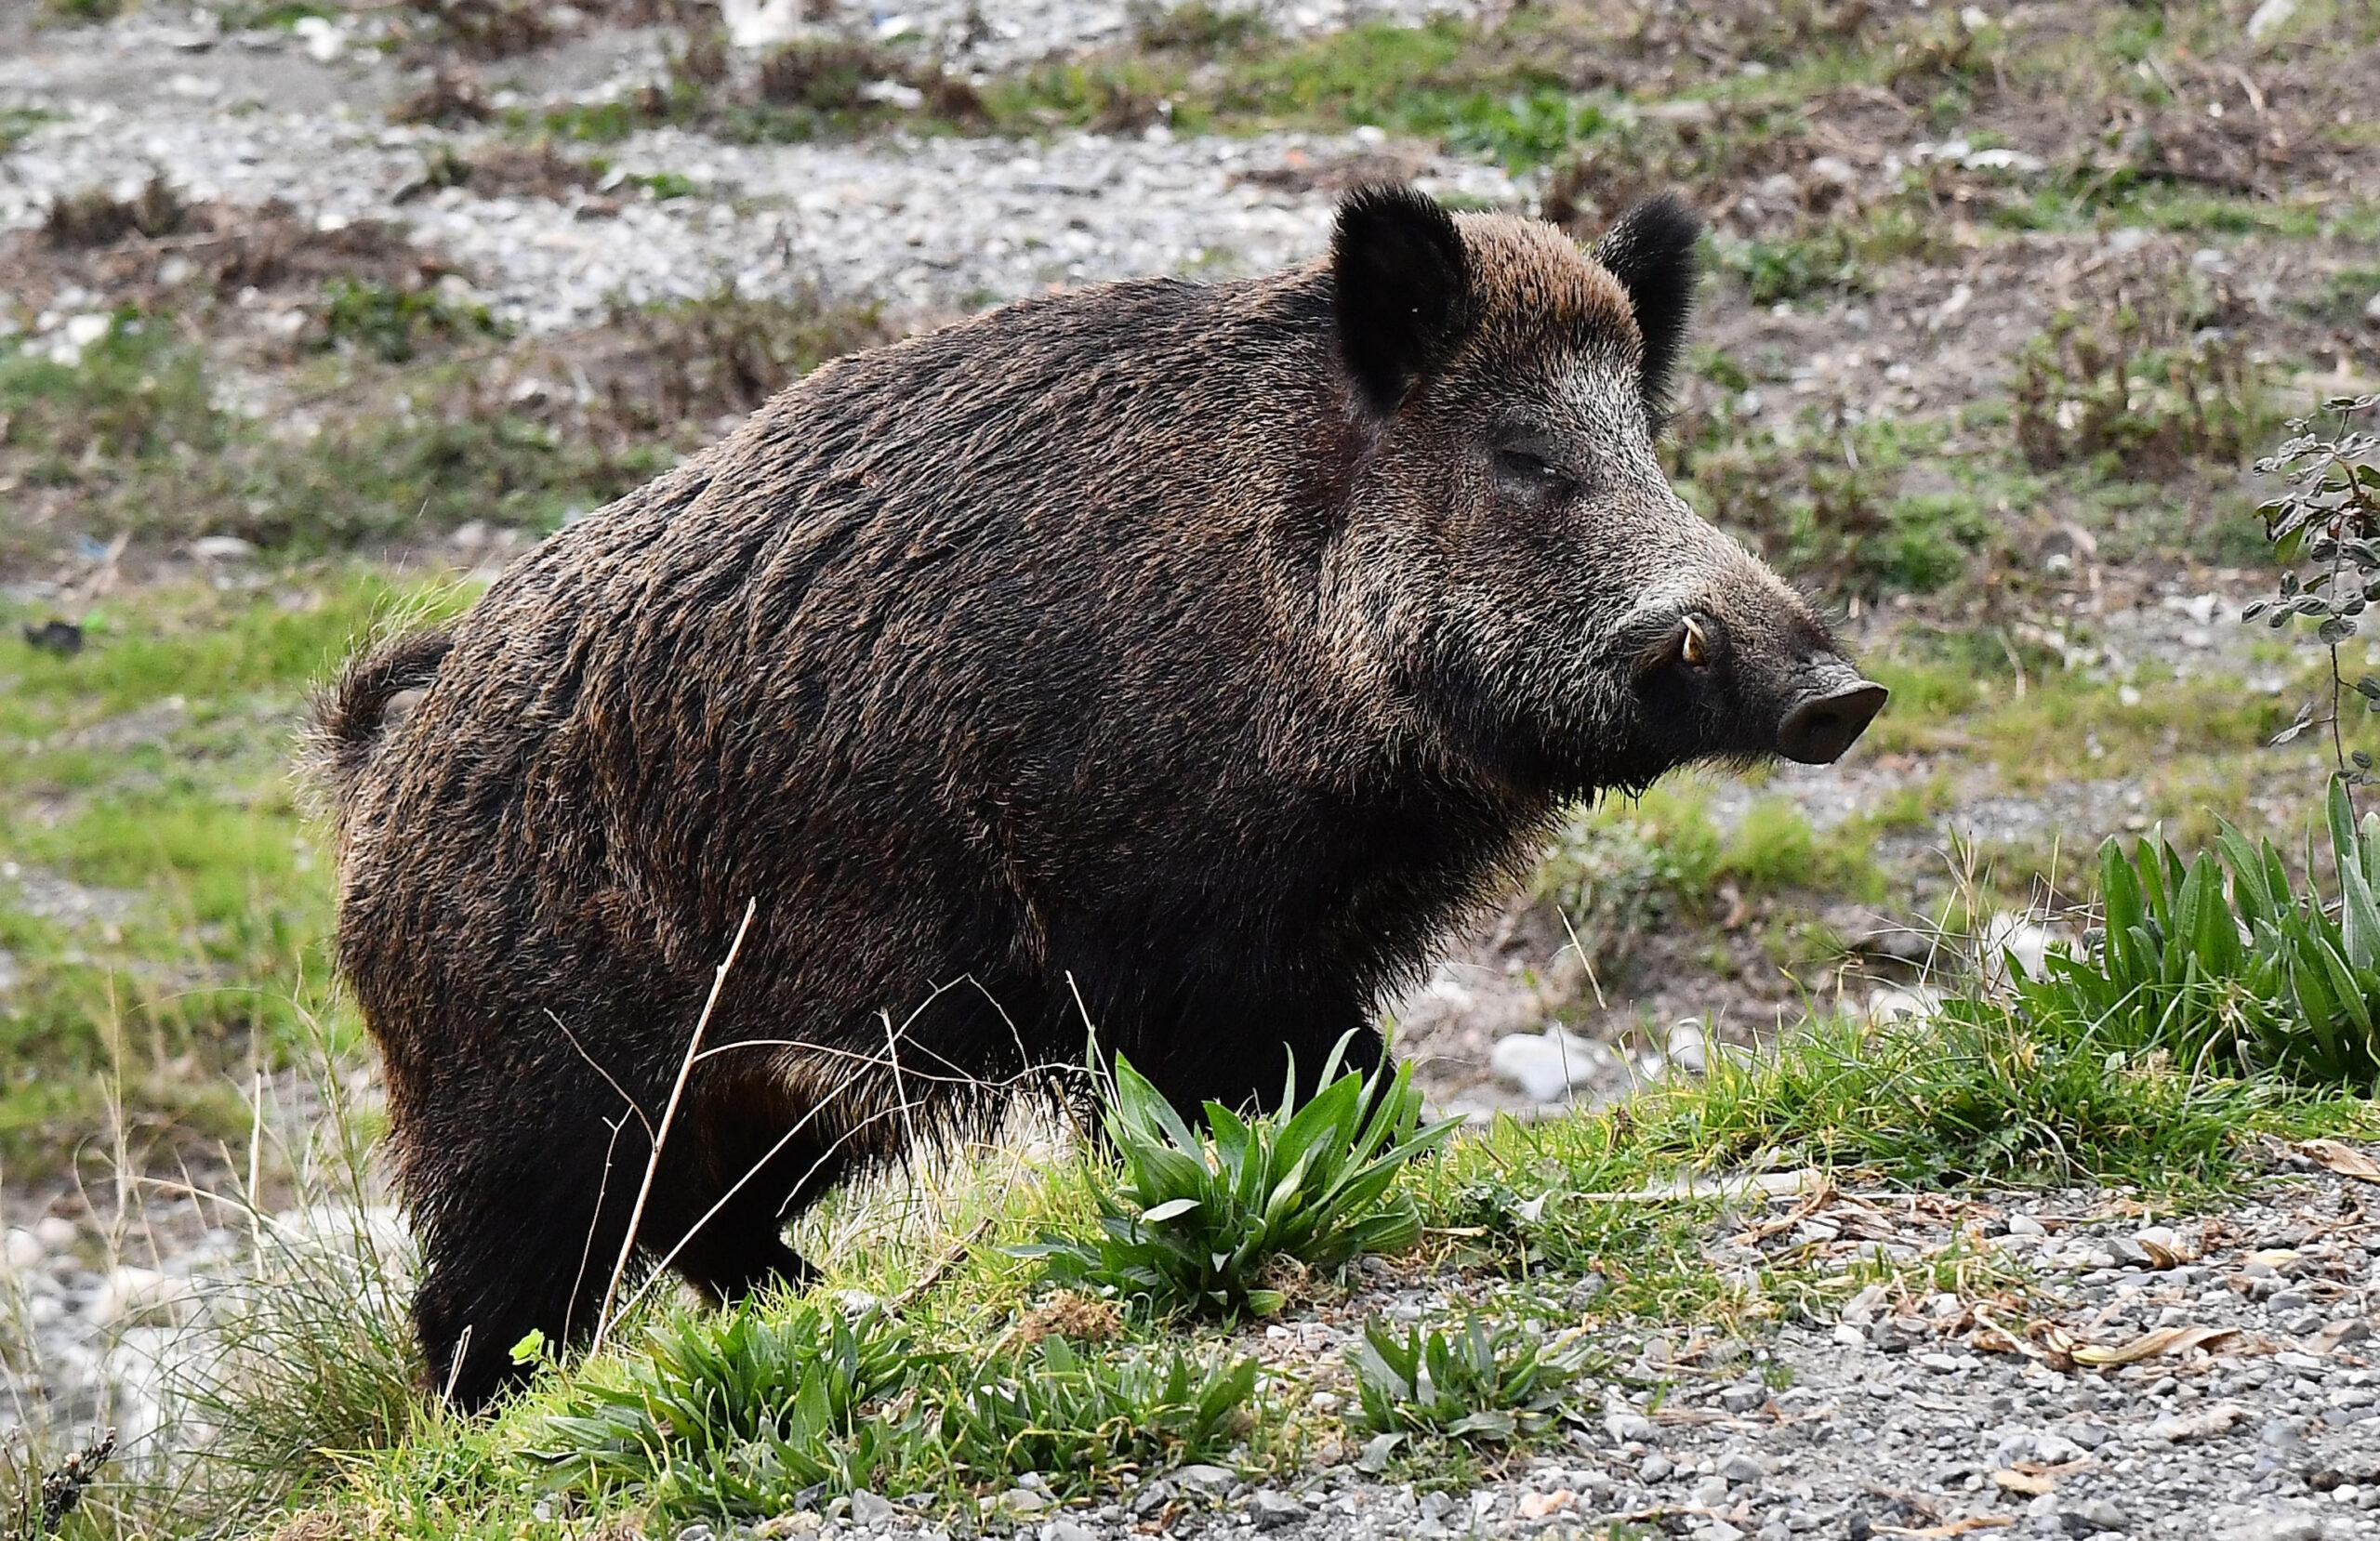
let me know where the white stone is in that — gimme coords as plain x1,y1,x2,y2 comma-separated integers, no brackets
88,1266,195,1326
1488,1025,1612,1103
1867,985,1941,1024
719,0,804,46
1840,1284,1889,1326
1978,915,2054,983
2,1228,42,1271
2245,0,2296,41
290,15,345,61
46,311,113,367
2214,1508,2328,1541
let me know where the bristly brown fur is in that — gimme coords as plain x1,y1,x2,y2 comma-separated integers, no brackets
317,187,1871,1408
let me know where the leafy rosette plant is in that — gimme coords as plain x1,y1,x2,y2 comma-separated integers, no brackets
1027,1037,1458,1318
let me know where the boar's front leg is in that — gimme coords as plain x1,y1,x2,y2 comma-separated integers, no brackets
1114,993,1387,1125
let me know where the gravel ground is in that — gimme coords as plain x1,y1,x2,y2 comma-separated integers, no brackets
721,0,1491,66
0,6,1519,339
717,1151,2380,1541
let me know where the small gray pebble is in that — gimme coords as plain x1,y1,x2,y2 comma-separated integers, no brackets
2061,1497,2129,1534
1721,1381,1767,1413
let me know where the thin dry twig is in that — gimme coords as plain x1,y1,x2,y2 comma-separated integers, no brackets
592,897,756,1353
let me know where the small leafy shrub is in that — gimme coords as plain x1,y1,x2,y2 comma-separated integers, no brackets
538,99,645,142
1026,1044,1456,1318
0,312,223,476
596,287,888,434
537,1302,915,1514
984,59,1176,133
1531,785,1723,982
43,0,130,20
1540,106,1807,233
42,173,188,247
405,0,554,59
925,1337,1258,1495
2246,393,2380,724
1346,1314,1602,1447
755,38,899,115
1133,1,1273,51
738,39,985,139
392,64,493,125
1433,90,1608,171
2010,308,2268,474
0,107,60,154
315,278,505,364
1671,416,1993,599
1720,229,1867,307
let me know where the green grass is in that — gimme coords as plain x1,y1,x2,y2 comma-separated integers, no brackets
316,279,508,365
0,572,480,1173
0,106,61,153
0,314,223,486
1345,1312,1606,1448
217,0,337,28
41,0,130,20
165,984,2371,1538
1529,778,1886,994
1,291,881,560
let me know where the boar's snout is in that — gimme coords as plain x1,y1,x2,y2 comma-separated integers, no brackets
1776,676,1887,765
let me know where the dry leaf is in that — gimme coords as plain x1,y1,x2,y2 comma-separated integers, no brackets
2294,1139,2380,1182
1516,1491,1574,1520
1990,1469,2054,1495
2069,1324,2238,1366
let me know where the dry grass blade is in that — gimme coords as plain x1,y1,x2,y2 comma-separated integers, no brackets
591,897,757,1354
2067,1324,2237,1366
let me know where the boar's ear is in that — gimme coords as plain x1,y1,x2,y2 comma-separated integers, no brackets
1593,191,1701,423
1332,184,1474,417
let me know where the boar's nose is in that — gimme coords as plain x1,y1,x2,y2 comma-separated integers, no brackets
1777,679,1887,765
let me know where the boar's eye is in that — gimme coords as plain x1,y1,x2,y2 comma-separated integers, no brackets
1493,446,1580,499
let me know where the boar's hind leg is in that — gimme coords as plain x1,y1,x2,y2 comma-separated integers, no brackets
655,1121,833,1306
